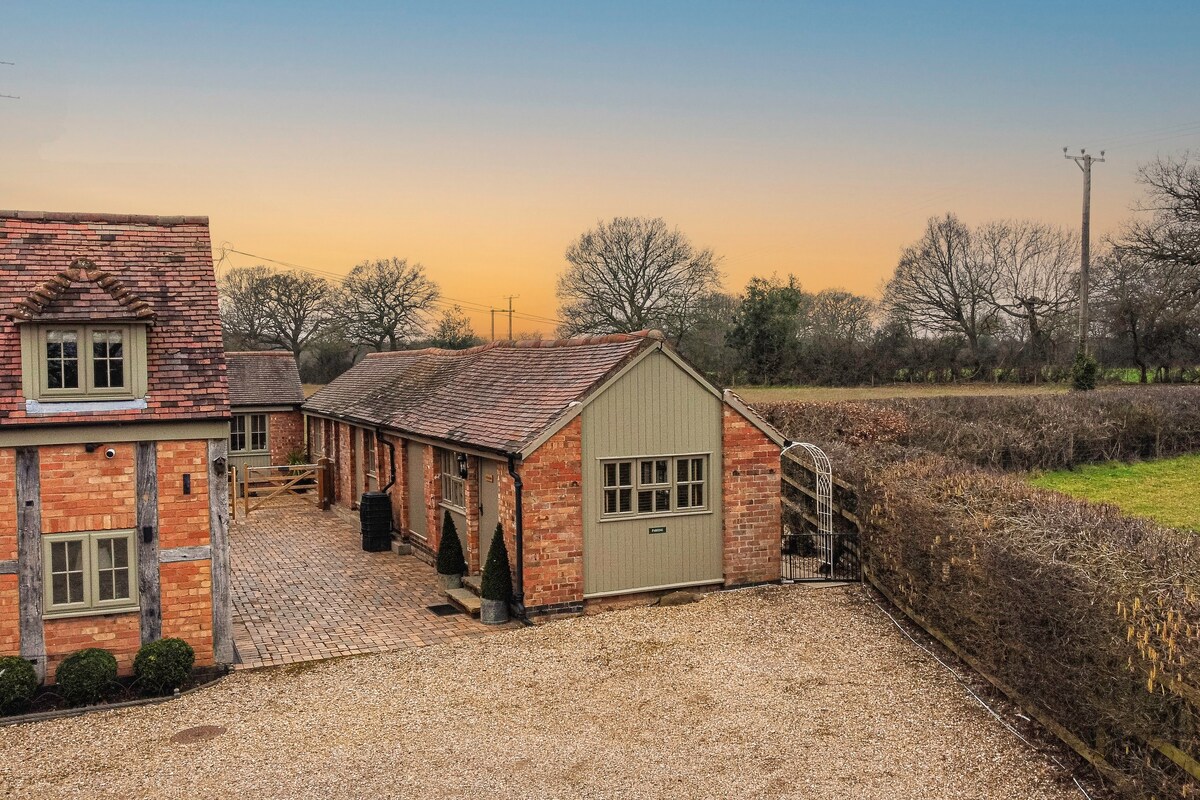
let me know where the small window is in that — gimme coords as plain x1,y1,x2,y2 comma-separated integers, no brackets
28,324,144,400
43,531,138,617
230,413,268,453
600,454,709,519
438,449,466,511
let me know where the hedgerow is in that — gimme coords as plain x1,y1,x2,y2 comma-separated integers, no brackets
760,386,1200,797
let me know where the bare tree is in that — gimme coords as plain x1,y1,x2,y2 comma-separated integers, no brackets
427,305,482,350
883,214,998,374
337,258,440,351
556,217,722,344
1122,152,1200,270
262,270,335,358
978,220,1079,372
218,265,275,350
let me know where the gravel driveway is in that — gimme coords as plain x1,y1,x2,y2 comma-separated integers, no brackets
1,585,1080,799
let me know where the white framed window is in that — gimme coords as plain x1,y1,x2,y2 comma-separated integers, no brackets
23,324,146,401
43,530,139,618
600,454,710,520
438,449,466,511
231,413,269,453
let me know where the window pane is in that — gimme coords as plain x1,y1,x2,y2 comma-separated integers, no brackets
52,541,66,572
67,540,83,570
637,490,652,514
68,572,85,604
677,458,689,480
47,331,81,390
692,484,704,507
52,573,68,604
115,569,130,599
693,458,704,481
604,463,616,487
97,539,113,570
98,571,114,601
618,488,632,513
655,460,668,484
63,360,79,389
112,538,128,568
640,461,651,485
655,489,670,511
604,489,617,515
677,484,689,508
618,462,631,486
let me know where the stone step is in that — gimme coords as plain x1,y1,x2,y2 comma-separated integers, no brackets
462,575,482,595
446,587,481,616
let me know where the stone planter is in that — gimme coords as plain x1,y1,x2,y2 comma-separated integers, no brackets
438,572,463,592
480,598,509,625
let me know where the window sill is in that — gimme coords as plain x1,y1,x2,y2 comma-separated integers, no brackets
439,501,467,516
598,509,714,524
43,605,140,621
26,398,147,415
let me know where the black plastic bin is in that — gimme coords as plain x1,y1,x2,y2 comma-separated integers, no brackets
359,491,393,552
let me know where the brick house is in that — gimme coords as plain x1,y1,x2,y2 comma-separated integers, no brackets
303,331,783,618
0,210,232,679
225,351,304,475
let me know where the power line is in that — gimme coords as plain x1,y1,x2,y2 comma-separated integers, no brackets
0,58,17,100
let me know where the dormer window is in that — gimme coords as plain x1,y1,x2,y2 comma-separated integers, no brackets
14,260,155,405
24,324,147,401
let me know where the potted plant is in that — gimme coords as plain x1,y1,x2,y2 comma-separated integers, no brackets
436,510,466,591
480,523,512,625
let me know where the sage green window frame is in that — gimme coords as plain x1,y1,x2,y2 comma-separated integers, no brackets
599,453,711,521
438,448,466,512
20,323,148,402
42,530,140,619
230,413,269,454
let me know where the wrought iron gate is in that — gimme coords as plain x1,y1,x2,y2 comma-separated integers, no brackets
781,443,861,582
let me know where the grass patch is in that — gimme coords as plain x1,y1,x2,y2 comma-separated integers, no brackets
733,383,1068,403
1031,454,1200,531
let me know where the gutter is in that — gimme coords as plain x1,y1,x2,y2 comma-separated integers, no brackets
506,454,526,619
376,428,397,492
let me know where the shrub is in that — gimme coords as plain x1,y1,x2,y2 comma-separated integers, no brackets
436,510,466,576
1072,350,1099,391
55,648,118,706
133,638,195,696
480,524,512,603
0,656,39,713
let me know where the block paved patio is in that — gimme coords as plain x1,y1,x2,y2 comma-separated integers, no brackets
230,498,508,669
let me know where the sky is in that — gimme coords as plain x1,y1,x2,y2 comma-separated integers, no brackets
4,1,1200,335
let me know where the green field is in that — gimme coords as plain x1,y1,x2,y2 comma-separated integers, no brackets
732,383,1068,403
1030,454,1200,531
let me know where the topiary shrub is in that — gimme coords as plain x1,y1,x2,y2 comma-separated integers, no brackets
480,523,512,603
436,510,466,576
133,638,195,696
55,648,118,706
1072,350,1099,391
0,656,39,714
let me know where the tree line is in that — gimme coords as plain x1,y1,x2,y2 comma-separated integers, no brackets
553,152,1200,386
220,151,1199,387
219,258,482,383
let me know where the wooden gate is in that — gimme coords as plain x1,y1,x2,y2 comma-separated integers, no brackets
781,444,862,582
242,459,331,515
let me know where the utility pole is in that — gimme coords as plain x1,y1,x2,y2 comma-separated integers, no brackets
503,295,519,340
490,309,496,342
1064,147,1104,355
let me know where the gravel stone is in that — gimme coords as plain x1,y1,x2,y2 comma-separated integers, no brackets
0,585,1081,799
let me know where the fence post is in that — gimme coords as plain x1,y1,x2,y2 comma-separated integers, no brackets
243,465,250,517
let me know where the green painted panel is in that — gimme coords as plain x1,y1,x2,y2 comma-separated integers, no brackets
581,351,723,596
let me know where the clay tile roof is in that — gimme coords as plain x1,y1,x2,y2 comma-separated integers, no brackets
226,351,304,407
305,331,664,453
0,210,228,426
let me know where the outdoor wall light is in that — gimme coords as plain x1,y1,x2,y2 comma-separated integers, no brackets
456,452,469,479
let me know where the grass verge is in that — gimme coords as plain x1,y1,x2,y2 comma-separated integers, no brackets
1030,454,1200,531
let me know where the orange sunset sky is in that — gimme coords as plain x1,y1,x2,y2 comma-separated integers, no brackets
4,3,1200,335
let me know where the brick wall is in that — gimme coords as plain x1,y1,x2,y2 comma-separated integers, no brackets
518,417,584,613
268,409,304,464
43,613,141,679
0,439,218,677
722,405,782,587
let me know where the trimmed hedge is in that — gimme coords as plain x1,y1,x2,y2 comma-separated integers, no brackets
436,510,466,576
55,648,118,706
481,524,513,603
758,387,1200,796
134,638,195,696
0,655,39,713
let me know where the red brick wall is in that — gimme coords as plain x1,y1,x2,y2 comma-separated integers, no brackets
268,409,304,464
0,439,218,676
43,613,141,679
518,418,584,612
722,405,782,587
160,561,214,667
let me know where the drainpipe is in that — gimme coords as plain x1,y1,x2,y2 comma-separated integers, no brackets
376,429,397,492
506,454,526,618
